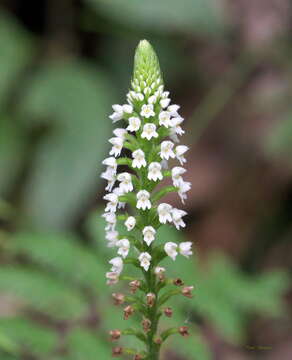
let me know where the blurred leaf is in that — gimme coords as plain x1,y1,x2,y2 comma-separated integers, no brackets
86,0,225,35
0,267,88,320
19,61,115,229
67,328,109,360
0,317,57,356
170,333,212,360
0,12,34,107
266,113,292,154
10,232,107,293
0,331,18,356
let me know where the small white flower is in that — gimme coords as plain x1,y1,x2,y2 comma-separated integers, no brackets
123,104,133,114
105,230,119,247
102,212,116,231
179,242,193,258
160,141,175,160
169,116,185,142
113,128,127,139
148,162,163,181
106,271,119,285
125,216,136,231
167,104,180,117
102,157,117,174
109,137,124,157
160,97,171,109
171,208,187,230
136,190,151,210
127,116,141,132
159,111,171,128
140,104,155,118
157,203,173,224
141,123,159,140
142,226,156,246
148,94,157,104
117,172,133,193
117,239,130,258
175,145,189,165
109,104,123,122
101,170,116,192
171,166,186,187
138,252,151,271
154,266,165,275
112,187,126,208
164,242,178,261
132,149,147,168
177,180,191,204
104,193,119,213
109,256,123,274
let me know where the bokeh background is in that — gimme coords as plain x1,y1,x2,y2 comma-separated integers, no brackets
0,0,292,359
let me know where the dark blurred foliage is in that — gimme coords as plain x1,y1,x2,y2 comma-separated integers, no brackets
0,0,292,359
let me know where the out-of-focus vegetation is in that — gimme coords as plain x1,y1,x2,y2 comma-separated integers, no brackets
0,0,292,359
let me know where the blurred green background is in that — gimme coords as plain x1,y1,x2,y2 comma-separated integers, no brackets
0,0,292,359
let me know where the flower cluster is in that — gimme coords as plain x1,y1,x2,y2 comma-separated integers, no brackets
101,40,193,359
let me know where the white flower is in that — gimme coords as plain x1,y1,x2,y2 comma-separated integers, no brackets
102,157,117,175
117,239,130,258
136,190,151,210
160,141,175,160
109,137,123,157
102,212,116,231
138,252,151,271
105,230,119,247
142,226,156,246
148,94,157,104
106,271,119,285
171,166,186,187
148,162,163,181
154,266,165,275
109,104,123,122
160,98,171,109
125,216,136,231
177,180,191,204
143,87,151,96
112,187,126,208
141,123,158,140
109,256,123,274
127,117,141,132
132,149,147,168
140,104,155,118
123,104,133,114
101,170,116,192
167,104,180,116
113,128,128,139
169,116,185,142
159,111,171,127
179,242,193,258
157,203,173,224
103,193,119,213
117,172,133,193
164,242,178,261
171,208,187,230
175,145,189,165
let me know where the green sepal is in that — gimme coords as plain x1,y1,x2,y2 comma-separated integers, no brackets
124,257,140,268
122,328,147,344
119,193,136,208
160,327,179,342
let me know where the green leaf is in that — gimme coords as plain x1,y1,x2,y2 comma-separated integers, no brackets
19,61,115,230
86,0,225,36
0,267,88,319
0,317,57,356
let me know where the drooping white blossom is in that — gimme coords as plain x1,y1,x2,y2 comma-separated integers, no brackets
117,172,133,193
167,104,180,117
101,170,116,192
159,111,171,128
112,187,126,209
117,239,130,258
171,208,187,230
109,256,123,274
125,216,136,231
105,230,119,247
160,141,175,160
142,226,156,246
123,104,133,114
177,180,191,204
127,117,141,132
103,193,119,213
136,190,151,210
132,149,147,168
140,104,155,118
113,128,128,139
141,123,159,140
157,203,173,224
109,104,124,122
175,145,189,165
171,166,186,187
179,242,193,258
102,157,117,175
138,252,151,271
160,97,171,109
102,212,116,231
148,162,163,181
109,137,124,157
164,242,178,261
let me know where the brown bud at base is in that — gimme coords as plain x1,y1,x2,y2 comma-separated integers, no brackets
182,286,194,298
129,280,141,293
112,293,125,305
112,346,123,357
109,329,121,341
124,305,134,320
142,318,151,333
179,326,189,337
146,293,156,307
164,307,173,317
154,337,162,345
173,278,184,286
